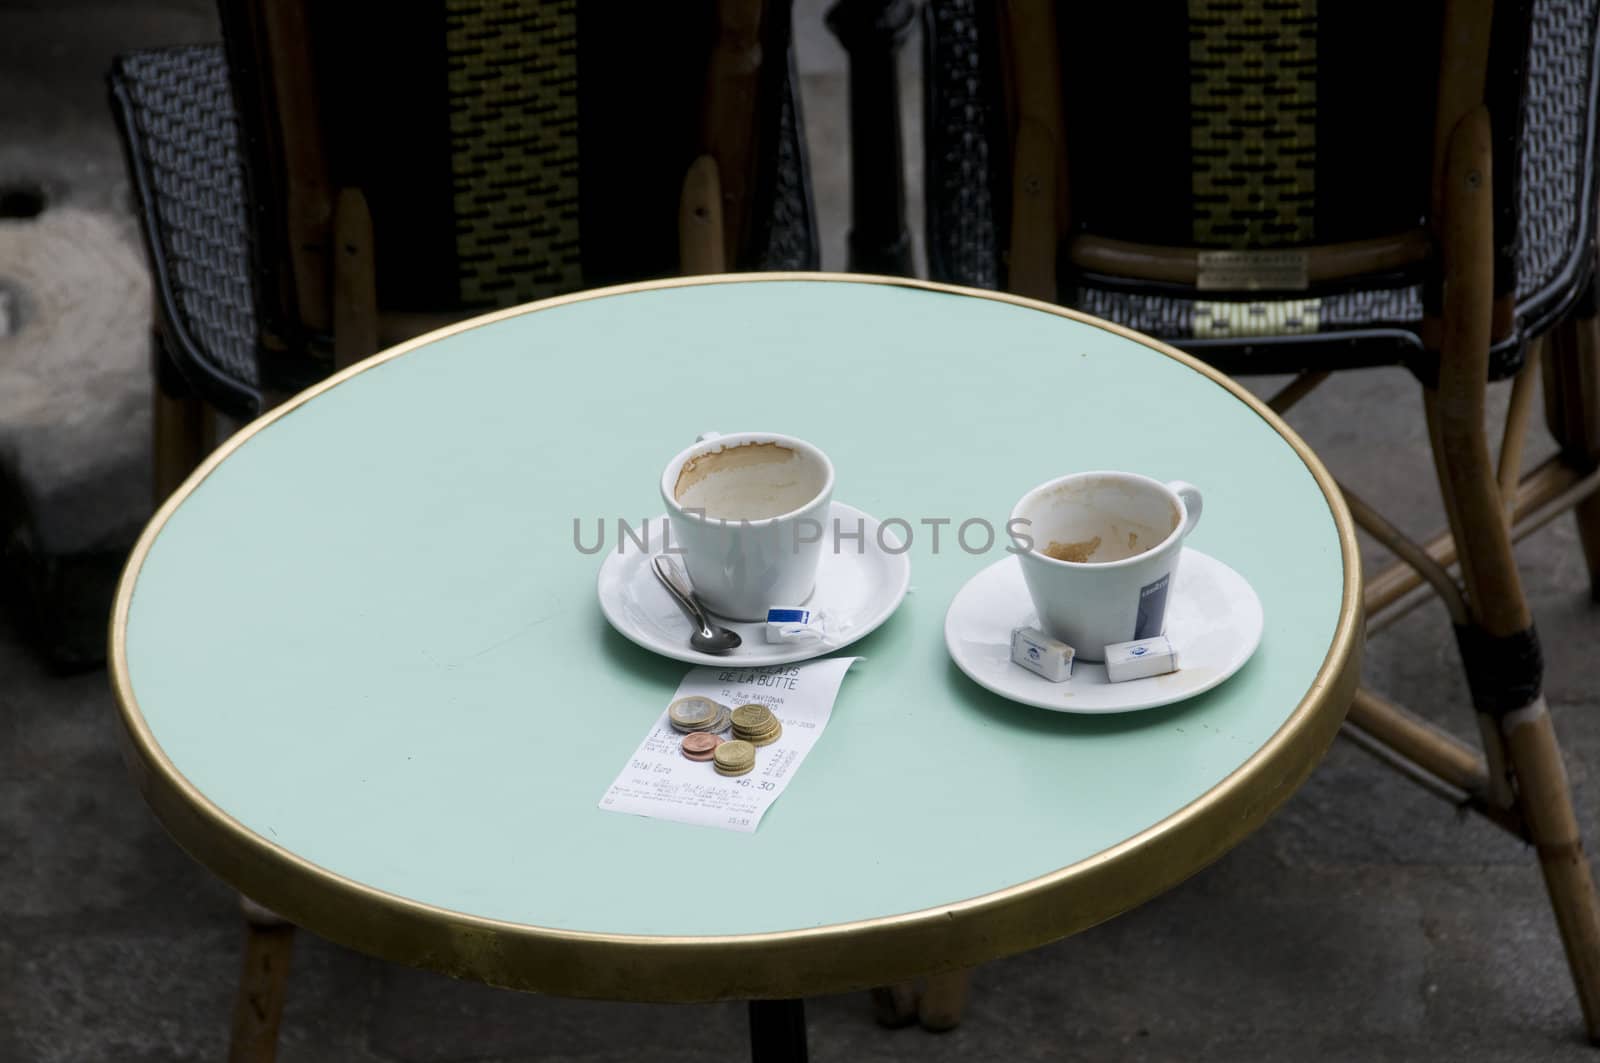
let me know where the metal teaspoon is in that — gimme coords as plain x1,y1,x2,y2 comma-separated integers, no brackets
651,555,742,654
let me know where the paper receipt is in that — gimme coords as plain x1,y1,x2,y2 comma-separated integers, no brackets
599,656,860,832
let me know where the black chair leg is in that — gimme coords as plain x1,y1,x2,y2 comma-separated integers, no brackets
748,998,808,1063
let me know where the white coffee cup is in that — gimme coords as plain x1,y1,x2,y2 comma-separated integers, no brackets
1010,471,1203,661
660,431,835,621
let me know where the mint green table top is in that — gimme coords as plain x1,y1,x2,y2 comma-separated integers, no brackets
111,275,1360,1001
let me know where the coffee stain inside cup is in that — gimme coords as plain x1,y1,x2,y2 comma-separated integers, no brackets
1025,477,1180,564
674,441,826,521
1041,524,1164,563
1043,537,1101,563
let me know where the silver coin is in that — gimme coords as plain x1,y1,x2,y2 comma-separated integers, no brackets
668,696,721,729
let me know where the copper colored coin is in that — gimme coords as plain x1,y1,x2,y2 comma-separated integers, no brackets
681,732,722,756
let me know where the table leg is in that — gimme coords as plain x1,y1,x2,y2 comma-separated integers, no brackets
748,999,808,1063
917,969,972,1031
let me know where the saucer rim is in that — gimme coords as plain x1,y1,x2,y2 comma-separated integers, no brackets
943,548,1263,714
597,500,912,667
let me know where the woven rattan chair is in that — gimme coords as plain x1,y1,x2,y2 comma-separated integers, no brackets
107,3,814,1059
110,0,816,499
911,0,1600,1042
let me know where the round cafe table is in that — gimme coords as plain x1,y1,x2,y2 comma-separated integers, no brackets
110,275,1360,1060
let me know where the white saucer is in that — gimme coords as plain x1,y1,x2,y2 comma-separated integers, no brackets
598,501,912,666
944,548,1264,714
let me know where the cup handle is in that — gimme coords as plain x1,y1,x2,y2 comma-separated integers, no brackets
695,430,722,443
1167,480,1203,539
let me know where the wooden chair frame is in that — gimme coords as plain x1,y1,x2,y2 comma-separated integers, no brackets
888,0,1600,1042
144,3,771,1060
154,0,765,477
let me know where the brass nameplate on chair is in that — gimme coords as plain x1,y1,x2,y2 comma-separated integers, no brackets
1196,250,1310,292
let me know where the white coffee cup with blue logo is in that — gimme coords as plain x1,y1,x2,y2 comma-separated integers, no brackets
1009,471,1203,662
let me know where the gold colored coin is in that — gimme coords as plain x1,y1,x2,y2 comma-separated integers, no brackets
732,713,781,743
713,739,756,773
748,722,783,747
733,715,779,733
729,704,774,731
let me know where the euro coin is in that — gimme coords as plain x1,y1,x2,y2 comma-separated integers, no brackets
747,722,783,747
735,720,779,739
681,732,723,761
730,704,773,732
713,739,756,776
731,702,782,746
668,696,723,732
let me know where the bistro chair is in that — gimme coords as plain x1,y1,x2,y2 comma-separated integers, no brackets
110,0,816,502
107,2,815,1058
913,0,1600,1043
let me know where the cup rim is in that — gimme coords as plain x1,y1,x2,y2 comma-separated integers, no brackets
1009,470,1188,571
660,431,836,527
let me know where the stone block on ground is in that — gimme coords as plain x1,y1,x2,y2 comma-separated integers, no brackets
0,206,152,668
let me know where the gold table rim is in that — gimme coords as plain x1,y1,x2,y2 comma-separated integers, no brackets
107,272,1364,1002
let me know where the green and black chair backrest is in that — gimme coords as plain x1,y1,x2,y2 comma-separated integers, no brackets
923,0,1599,383
220,0,816,396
